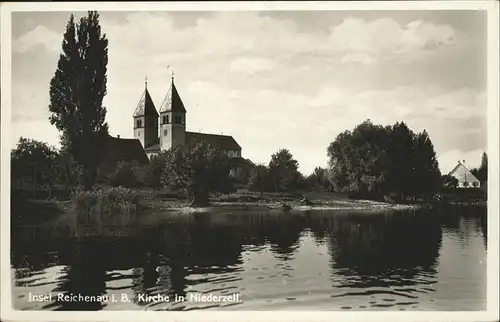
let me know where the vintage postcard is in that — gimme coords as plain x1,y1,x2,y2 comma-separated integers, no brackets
1,1,499,322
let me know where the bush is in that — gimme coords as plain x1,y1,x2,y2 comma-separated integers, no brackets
72,187,140,224
109,161,142,188
96,160,146,188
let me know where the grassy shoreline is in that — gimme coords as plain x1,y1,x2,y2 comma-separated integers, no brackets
12,187,486,227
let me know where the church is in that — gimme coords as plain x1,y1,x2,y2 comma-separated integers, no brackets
132,74,242,159
100,74,248,179
98,75,241,162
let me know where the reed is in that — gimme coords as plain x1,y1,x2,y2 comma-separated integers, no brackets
71,186,140,226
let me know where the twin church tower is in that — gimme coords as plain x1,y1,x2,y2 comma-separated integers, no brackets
132,74,242,160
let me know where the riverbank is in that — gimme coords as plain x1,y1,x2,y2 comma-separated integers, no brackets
12,187,487,226
132,189,425,214
144,195,420,214
11,188,416,223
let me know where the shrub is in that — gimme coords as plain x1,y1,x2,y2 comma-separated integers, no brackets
441,174,459,189
109,161,142,188
72,186,140,224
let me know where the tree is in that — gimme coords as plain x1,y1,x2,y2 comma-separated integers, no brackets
412,130,441,198
478,152,488,185
161,141,233,206
108,161,141,188
48,11,109,190
327,130,353,192
441,174,458,189
470,152,487,187
142,154,166,192
57,150,81,188
268,149,301,192
230,158,254,187
386,122,416,199
327,120,441,202
306,167,331,192
248,164,270,197
11,138,60,197
327,120,389,196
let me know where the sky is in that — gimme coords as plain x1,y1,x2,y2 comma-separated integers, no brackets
9,10,487,175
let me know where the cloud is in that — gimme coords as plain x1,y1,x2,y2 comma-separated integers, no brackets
329,18,457,65
12,12,459,68
423,88,486,119
229,56,276,74
438,148,485,174
11,81,52,123
12,25,62,53
341,52,375,66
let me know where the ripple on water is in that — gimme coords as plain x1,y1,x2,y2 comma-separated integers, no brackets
371,303,395,308
11,208,488,311
331,289,419,300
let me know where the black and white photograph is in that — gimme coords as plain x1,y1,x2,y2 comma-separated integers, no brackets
1,1,499,322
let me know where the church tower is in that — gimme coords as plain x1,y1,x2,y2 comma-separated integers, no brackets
133,77,159,149
159,74,186,151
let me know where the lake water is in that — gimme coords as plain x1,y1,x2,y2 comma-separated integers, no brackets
11,206,487,311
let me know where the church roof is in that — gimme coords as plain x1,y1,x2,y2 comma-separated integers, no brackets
159,79,187,114
133,87,159,118
186,131,241,151
228,156,253,168
102,136,149,165
145,137,160,152
145,144,161,152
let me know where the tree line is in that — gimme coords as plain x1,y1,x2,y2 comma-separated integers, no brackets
10,136,315,204
327,119,442,201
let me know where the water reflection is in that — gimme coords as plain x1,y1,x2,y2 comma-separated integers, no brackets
11,206,487,311
330,212,442,275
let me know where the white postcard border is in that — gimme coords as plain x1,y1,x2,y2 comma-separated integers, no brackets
1,1,499,321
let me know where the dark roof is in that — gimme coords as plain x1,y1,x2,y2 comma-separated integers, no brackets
102,136,149,165
133,88,159,118
144,137,160,152
145,143,160,152
159,79,187,114
228,157,253,168
186,131,241,151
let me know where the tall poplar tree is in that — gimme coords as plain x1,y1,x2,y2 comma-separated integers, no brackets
48,11,109,190
479,152,488,184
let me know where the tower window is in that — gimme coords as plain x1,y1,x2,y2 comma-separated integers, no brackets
162,115,167,124
136,119,142,128
167,115,169,123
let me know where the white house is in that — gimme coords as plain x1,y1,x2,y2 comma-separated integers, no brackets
448,160,480,188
